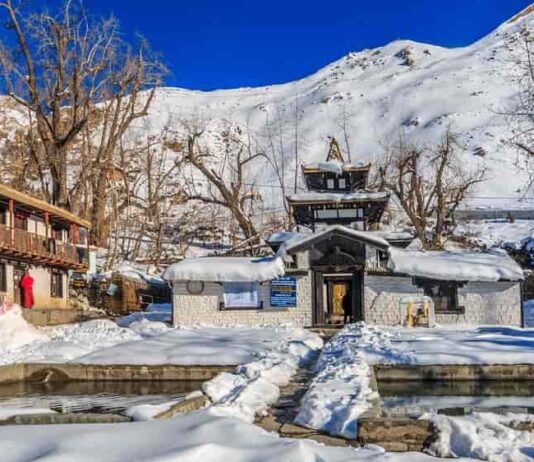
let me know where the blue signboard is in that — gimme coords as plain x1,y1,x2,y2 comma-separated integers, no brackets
523,301,534,328
270,277,297,308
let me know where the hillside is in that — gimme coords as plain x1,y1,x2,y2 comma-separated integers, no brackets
131,6,534,213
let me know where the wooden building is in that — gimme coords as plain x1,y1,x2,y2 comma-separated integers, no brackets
287,138,389,230
0,184,90,324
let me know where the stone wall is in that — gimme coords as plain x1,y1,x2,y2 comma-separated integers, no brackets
172,272,313,327
364,275,522,326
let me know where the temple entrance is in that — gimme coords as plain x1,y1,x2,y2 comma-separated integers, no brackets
313,270,364,326
281,227,389,327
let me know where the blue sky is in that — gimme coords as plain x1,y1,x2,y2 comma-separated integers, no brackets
45,0,531,90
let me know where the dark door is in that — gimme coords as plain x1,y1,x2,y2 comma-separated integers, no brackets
313,270,365,326
13,266,24,305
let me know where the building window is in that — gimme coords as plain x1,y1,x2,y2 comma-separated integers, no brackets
221,282,261,309
51,270,64,298
415,279,464,314
14,212,28,230
326,178,335,189
338,178,346,189
0,263,6,292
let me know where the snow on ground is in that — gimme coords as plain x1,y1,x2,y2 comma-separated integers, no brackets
117,303,172,327
295,329,377,438
75,326,321,366
0,408,464,462
0,305,147,365
344,323,534,366
428,412,534,462
455,220,534,250
295,323,534,457
0,305,48,352
0,304,320,372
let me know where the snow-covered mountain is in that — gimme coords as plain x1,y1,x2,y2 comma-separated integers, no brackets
137,5,534,211
1,6,533,215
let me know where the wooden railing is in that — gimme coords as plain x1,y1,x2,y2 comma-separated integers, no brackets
0,224,87,269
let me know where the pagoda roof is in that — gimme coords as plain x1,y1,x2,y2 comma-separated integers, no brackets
287,191,389,204
301,161,371,174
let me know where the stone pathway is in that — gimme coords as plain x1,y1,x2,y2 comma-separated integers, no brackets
255,335,353,447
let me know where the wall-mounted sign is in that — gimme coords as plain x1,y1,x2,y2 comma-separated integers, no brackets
523,301,534,328
270,277,297,308
223,282,260,308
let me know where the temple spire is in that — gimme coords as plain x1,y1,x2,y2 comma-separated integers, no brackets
326,137,345,162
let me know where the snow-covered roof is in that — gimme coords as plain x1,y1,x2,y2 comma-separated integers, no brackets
277,225,390,256
388,247,524,282
288,191,389,203
266,231,304,244
361,230,415,242
162,256,285,283
302,161,369,174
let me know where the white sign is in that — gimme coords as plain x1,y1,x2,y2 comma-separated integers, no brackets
223,282,260,308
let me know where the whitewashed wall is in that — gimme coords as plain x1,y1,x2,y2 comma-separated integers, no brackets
0,263,67,309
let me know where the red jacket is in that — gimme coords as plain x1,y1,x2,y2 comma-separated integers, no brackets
19,274,34,309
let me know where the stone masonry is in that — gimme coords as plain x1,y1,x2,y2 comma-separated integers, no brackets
364,276,522,326
172,273,313,327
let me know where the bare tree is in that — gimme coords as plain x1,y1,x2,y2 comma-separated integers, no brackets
260,110,293,227
376,129,486,249
166,123,267,253
336,101,354,162
0,0,166,211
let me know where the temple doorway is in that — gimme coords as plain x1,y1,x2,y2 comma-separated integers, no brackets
313,271,363,326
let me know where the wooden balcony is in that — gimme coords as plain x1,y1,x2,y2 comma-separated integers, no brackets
0,224,88,271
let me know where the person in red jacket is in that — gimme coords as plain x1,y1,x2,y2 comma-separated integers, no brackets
19,269,34,309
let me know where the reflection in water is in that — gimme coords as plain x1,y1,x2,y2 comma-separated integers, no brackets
0,380,203,414
377,380,534,417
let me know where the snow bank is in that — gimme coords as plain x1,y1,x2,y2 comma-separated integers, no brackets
0,408,445,462
118,303,172,326
295,325,378,438
203,329,323,423
0,305,48,352
388,247,524,282
339,323,534,366
428,412,534,462
162,256,285,282
0,318,142,366
0,407,55,420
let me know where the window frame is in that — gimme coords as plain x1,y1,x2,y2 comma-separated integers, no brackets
0,262,6,292
220,282,262,310
51,269,64,298
413,278,465,314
